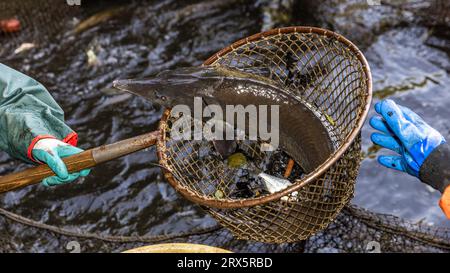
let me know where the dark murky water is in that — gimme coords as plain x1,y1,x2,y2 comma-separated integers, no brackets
0,0,449,252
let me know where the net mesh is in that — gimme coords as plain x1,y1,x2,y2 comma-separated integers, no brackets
158,27,370,243
1,204,449,253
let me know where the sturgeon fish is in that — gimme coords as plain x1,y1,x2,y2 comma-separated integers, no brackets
113,66,334,172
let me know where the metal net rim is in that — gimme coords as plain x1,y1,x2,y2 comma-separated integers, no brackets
157,26,373,209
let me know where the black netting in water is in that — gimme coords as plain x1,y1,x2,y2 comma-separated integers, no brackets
0,204,449,253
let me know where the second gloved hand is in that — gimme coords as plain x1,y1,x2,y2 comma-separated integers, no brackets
369,99,446,177
32,139,91,187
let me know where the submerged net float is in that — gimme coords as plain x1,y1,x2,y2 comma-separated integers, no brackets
0,26,371,244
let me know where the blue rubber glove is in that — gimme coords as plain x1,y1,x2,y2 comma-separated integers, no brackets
369,99,446,177
32,139,91,187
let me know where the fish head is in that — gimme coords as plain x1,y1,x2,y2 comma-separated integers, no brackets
113,66,223,107
113,77,179,107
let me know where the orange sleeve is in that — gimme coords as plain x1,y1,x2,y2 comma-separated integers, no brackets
439,186,450,219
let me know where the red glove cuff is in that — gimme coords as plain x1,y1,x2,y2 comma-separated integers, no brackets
62,132,78,147
27,132,79,163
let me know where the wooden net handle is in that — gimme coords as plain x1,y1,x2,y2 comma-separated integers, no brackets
0,131,160,194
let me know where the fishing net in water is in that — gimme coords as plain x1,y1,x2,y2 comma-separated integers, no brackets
157,27,371,243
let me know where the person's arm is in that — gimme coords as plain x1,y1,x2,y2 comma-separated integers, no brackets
370,99,450,218
419,143,450,218
0,63,89,186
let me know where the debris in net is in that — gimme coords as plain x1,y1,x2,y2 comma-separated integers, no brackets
214,189,224,199
259,173,291,192
214,140,237,158
229,166,267,198
260,142,276,151
258,173,298,201
284,159,295,178
325,113,335,126
225,142,304,199
266,149,304,180
227,152,247,168
234,180,255,198
198,141,216,159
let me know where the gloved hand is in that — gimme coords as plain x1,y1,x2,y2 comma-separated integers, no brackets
32,139,91,187
370,99,446,177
